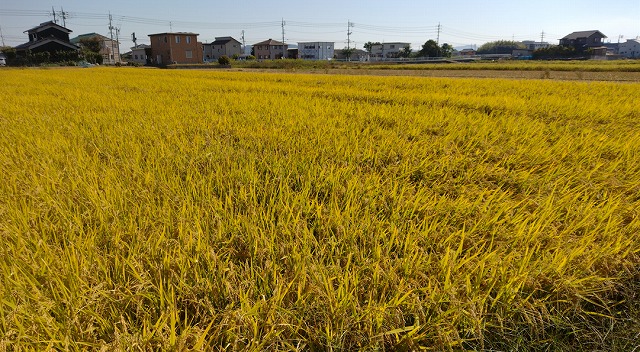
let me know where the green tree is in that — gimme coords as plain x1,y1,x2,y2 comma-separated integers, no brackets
440,43,454,58
342,47,356,61
218,55,231,65
0,46,17,65
419,40,440,57
363,41,381,53
398,45,412,58
78,37,102,53
477,40,525,54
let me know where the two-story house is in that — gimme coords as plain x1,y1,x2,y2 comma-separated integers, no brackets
298,42,334,60
148,32,203,65
619,39,640,58
522,41,551,51
129,44,151,65
559,30,607,52
14,21,79,58
71,33,120,64
203,37,242,61
370,42,411,59
253,39,287,60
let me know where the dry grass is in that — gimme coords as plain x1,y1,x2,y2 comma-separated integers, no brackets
1,68,639,350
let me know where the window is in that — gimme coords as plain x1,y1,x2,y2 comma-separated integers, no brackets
164,36,167,43
176,36,181,43
390,45,395,49
186,36,191,44
134,54,138,59
186,50,193,58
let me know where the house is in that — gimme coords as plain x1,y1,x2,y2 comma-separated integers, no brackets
14,21,79,59
298,42,334,60
559,30,607,52
512,49,533,58
71,33,120,64
459,48,477,56
0,53,6,66
334,48,369,61
203,37,242,62
148,32,203,65
129,44,151,65
370,42,411,59
253,39,288,60
522,40,551,51
619,39,640,58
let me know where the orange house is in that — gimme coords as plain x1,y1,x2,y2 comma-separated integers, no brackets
148,32,203,65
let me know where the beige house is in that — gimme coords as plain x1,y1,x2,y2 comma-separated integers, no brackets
371,42,410,59
203,37,242,61
253,39,287,60
71,33,120,64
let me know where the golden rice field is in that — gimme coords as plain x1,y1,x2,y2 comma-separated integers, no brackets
1,67,639,350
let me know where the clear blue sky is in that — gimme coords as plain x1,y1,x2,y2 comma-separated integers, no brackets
1,0,639,50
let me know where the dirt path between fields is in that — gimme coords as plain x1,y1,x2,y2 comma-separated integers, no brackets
225,68,640,82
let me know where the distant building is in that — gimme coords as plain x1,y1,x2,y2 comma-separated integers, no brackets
459,48,477,56
14,21,79,58
371,42,411,59
559,30,607,52
619,39,640,58
253,39,287,60
512,49,533,58
129,44,151,65
334,48,369,61
522,40,551,51
298,42,334,60
148,32,203,65
71,33,120,64
203,36,242,62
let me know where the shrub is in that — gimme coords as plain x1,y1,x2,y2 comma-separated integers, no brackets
218,55,231,66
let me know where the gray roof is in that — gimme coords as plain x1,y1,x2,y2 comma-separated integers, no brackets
210,37,240,45
24,21,72,34
561,30,607,40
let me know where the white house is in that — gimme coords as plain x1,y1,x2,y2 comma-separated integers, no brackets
130,44,150,65
298,42,334,60
371,42,410,59
619,39,640,58
522,40,552,50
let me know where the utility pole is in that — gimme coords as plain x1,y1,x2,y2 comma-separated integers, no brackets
436,22,441,57
60,7,68,27
347,21,354,61
241,30,245,54
0,26,5,46
109,12,115,64
281,18,286,59
540,31,545,43
52,7,57,24
132,32,137,47
115,26,121,63
169,21,173,32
